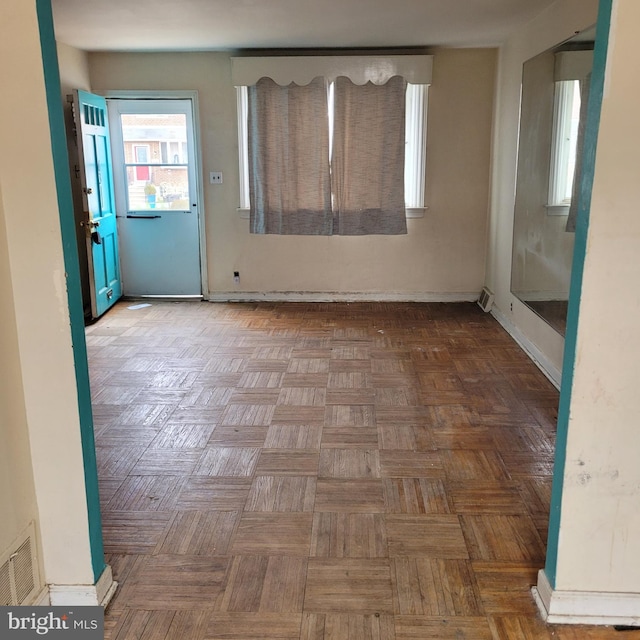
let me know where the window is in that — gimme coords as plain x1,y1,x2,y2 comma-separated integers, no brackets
547,47,593,220
120,113,191,211
236,82,428,215
232,55,433,226
548,79,581,213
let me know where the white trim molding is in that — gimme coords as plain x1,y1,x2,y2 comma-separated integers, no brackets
209,291,479,304
491,306,562,389
534,569,640,627
516,290,568,302
49,565,117,607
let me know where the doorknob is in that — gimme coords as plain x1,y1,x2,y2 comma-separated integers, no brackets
80,219,100,228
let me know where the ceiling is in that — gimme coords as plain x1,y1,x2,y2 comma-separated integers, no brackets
51,0,560,52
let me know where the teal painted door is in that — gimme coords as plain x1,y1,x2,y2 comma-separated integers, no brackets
74,90,122,318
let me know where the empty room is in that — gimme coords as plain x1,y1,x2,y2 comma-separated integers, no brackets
1,0,640,638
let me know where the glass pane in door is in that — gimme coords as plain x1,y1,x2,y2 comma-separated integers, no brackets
120,113,191,211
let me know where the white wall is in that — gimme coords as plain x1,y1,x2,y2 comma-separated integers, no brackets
486,0,599,380
87,48,496,300
0,0,95,589
555,0,640,594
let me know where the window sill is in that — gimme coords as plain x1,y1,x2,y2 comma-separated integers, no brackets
546,204,570,216
237,207,428,220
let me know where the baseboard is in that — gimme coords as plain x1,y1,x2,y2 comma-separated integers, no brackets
516,291,568,302
31,586,50,606
490,306,562,389
208,291,479,303
49,565,117,607
534,569,640,627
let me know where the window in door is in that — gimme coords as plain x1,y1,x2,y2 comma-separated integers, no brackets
121,113,191,211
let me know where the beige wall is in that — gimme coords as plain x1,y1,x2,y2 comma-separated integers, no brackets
57,41,91,94
555,0,640,593
486,0,598,381
0,183,39,565
0,0,94,587
88,48,496,300
0,0,43,581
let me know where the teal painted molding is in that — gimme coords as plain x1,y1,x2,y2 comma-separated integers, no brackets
545,0,613,588
35,0,106,583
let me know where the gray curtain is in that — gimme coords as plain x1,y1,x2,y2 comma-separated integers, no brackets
332,75,408,235
566,73,592,233
248,76,332,235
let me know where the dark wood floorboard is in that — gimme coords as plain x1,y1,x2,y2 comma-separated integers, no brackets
87,301,636,639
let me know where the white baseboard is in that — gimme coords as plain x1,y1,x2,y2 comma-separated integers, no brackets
534,569,640,627
49,565,117,607
208,291,479,303
490,307,562,389
516,291,568,302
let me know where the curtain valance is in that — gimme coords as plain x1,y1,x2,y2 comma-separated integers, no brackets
231,55,433,87
554,50,594,82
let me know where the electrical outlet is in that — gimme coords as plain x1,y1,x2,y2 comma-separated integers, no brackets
210,171,223,184
233,271,240,284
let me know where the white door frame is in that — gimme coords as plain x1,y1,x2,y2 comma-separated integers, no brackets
102,90,209,299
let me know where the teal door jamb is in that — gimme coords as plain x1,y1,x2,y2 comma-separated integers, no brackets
544,0,614,589
35,0,106,583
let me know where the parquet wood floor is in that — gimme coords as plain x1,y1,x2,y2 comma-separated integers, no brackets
88,301,638,639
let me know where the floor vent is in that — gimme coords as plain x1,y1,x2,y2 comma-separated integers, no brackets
0,523,39,606
477,287,495,312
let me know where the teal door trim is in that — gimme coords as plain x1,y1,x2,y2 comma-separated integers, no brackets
35,0,106,583
544,0,613,589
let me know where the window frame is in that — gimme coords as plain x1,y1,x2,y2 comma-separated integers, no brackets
547,79,581,216
235,82,429,218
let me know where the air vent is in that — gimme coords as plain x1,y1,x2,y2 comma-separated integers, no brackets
0,559,11,606
0,523,39,606
477,287,494,312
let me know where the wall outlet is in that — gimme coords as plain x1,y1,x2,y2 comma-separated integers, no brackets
233,271,240,284
210,171,223,184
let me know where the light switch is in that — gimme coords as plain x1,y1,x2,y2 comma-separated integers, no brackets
210,172,223,184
